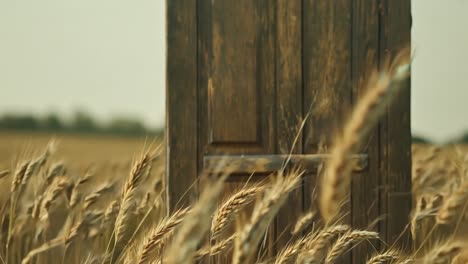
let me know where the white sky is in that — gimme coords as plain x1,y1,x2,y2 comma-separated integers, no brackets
0,0,467,143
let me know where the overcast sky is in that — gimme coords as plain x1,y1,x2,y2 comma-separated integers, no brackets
0,0,467,143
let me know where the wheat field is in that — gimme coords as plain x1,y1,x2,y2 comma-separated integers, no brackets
0,53,466,263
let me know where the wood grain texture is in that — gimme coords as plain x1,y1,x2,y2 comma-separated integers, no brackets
275,0,303,250
379,0,412,251
204,154,368,174
303,3,352,264
303,0,352,152
167,0,412,261
198,0,276,155
351,0,381,262
166,0,198,212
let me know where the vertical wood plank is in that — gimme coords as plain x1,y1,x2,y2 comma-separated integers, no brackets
275,0,303,251
198,0,276,155
351,1,381,263
303,0,352,152
379,0,412,251
166,0,198,212
303,1,352,263
303,0,352,210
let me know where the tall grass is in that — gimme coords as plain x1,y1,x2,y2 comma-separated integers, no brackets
0,51,466,263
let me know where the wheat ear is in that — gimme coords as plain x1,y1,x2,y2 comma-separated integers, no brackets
366,250,400,264
233,169,303,264
292,210,316,236
423,242,462,264
275,232,314,264
298,225,350,264
324,230,379,264
0,169,10,179
319,52,410,223
113,151,154,251
136,207,191,264
437,181,468,224
211,183,264,238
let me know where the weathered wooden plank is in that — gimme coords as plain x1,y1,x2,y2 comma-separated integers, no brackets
303,3,352,263
204,154,368,174
275,0,303,250
198,0,276,155
351,0,381,262
379,0,412,251
166,0,198,212
303,0,352,152
197,1,278,261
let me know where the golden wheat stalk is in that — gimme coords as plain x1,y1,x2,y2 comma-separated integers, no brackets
211,183,264,238
233,169,303,264
40,176,70,218
0,169,10,179
275,232,314,264
437,181,468,224
324,230,379,264
366,250,400,264
298,225,350,264
136,206,191,264
11,160,30,193
292,210,316,236
21,237,64,264
113,152,154,252
82,182,114,210
45,162,65,183
22,144,52,185
66,210,104,246
164,170,230,264
319,51,410,224
422,242,462,264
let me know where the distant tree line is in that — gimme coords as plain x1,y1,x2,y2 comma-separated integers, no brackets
412,133,468,144
0,111,163,136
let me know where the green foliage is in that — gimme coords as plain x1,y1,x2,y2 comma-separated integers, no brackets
412,134,432,144
0,111,162,136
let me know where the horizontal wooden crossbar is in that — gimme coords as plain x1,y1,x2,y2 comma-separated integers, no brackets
203,154,368,174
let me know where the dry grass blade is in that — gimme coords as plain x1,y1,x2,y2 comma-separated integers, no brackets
211,183,264,239
21,237,64,264
136,206,191,264
319,50,410,224
233,169,303,264
324,230,379,264
366,250,400,264
298,225,350,264
114,151,154,252
292,210,316,236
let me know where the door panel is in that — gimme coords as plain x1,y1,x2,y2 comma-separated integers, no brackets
198,0,276,155
303,0,352,153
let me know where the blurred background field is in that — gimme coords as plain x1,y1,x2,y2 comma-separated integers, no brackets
0,132,161,172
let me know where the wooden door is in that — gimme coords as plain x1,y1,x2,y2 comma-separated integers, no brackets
167,0,412,262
